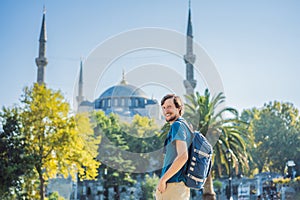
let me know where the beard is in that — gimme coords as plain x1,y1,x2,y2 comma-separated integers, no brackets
166,114,178,122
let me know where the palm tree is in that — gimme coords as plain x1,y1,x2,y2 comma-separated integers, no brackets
184,89,250,200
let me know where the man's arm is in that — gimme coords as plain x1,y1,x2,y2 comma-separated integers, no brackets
157,140,188,193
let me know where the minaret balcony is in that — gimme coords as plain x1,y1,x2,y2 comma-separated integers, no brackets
35,57,48,67
184,79,197,89
184,54,196,64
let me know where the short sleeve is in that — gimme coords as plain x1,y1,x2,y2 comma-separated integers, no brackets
170,121,187,143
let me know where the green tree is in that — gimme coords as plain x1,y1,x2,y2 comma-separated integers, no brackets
141,174,159,199
184,89,250,200
0,107,34,199
241,101,300,174
18,84,100,200
46,192,65,200
93,111,135,199
121,115,163,171
240,107,263,176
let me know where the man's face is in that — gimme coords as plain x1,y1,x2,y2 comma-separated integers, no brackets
161,98,180,123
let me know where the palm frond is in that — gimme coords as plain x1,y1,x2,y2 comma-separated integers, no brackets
184,89,251,178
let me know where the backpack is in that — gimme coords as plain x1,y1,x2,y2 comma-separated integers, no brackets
179,119,213,190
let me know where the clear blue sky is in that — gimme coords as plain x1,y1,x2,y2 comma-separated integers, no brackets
1,0,300,112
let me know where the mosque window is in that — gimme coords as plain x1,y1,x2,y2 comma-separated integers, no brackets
128,98,132,107
107,99,111,107
114,98,118,106
121,98,125,106
135,99,139,107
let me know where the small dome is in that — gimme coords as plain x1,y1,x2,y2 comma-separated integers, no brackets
99,84,147,99
79,100,94,107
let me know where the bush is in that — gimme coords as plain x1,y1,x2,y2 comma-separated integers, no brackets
46,192,65,200
141,174,159,199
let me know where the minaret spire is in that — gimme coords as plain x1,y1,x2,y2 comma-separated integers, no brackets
183,0,197,95
35,7,48,85
187,0,193,37
77,59,84,106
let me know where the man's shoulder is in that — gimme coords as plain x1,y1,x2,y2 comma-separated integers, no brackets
170,118,184,130
172,117,187,127
171,117,192,139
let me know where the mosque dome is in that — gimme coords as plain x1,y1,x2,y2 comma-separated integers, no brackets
94,71,158,117
99,83,148,99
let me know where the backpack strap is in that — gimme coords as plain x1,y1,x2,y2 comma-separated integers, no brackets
177,119,195,151
178,119,194,136
206,159,212,177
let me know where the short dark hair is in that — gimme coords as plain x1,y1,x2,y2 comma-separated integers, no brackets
161,94,184,116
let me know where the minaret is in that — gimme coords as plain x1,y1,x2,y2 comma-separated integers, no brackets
183,0,197,95
35,8,48,85
76,60,84,106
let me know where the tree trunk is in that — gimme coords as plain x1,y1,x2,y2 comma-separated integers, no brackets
38,171,45,200
202,173,216,200
114,185,120,200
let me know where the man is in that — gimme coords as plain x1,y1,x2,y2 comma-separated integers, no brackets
156,94,192,200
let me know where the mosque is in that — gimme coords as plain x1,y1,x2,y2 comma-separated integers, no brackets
76,64,161,122
35,4,197,123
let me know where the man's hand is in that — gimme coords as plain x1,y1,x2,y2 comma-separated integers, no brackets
157,178,167,193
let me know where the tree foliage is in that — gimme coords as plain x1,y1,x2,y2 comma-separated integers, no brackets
122,115,162,157
92,111,136,199
2,84,100,199
46,192,65,200
241,101,300,174
121,115,166,180
141,174,159,199
0,107,34,199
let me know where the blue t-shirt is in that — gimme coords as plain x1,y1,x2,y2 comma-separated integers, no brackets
161,117,192,183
